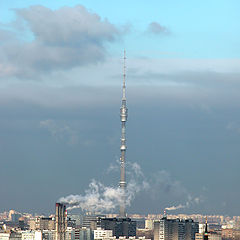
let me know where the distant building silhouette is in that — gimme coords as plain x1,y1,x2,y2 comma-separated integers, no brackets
154,217,199,240
99,218,136,238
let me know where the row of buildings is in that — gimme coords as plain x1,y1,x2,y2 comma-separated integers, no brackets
2,204,240,240
1,203,207,240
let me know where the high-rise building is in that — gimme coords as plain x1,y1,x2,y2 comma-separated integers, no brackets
79,228,94,240
68,215,82,227
154,218,199,240
0,233,11,240
185,220,199,240
67,218,76,229
94,228,113,239
40,218,55,230
66,227,75,240
22,231,42,240
11,214,21,223
42,230,56,240
99,218,136,238
145,219,154,230
29,217,55,231
19,218,25,230
55,203,67,240
82,215,104,230
0,232,22,240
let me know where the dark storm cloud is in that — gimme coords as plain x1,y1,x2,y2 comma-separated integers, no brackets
147,21,169,35
0,5,120,78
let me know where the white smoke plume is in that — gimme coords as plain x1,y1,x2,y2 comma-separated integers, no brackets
165,204,185,211
59,162,148,212
59,178,143,212
59,162,202,213
165,195,202,211
59,180,123,212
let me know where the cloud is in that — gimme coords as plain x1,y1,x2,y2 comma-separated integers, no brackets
1,57,240,110
165,204,184,211
149,170,188,198
107,159,120,173
59,180,124,212
0,5,120,78
60,162,149,213
40,119,78,145
147,22,170,35
146,170,203,211
59,176,145,213
165,196,203,211
226,121,240,134
63,162,201,213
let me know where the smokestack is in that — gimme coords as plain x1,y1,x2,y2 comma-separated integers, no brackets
119,50,128,218
55,203,67,240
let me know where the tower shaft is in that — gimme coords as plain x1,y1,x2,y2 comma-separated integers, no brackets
119,50,128,218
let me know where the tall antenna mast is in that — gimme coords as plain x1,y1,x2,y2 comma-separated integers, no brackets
119,50,128,218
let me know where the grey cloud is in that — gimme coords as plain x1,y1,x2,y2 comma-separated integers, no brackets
147,21,170,35
144,170,204,212
59,162,149,213
1,57,240,110
39,119,96,146
226,121,240,134
0,29,16,43
40,119,78,145
15,5,118,45
128,67,240,86
0,5,120,78
106,162,201,212
150,170,188,198
59,162,201,213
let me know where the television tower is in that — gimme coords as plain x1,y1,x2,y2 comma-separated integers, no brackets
119,50,128,218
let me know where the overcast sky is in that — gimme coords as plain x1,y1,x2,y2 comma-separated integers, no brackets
0,0,240,216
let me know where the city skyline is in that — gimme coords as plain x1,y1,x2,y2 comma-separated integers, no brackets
0,1,240,216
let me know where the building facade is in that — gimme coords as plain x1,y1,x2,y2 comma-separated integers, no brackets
154,218,199,240
55,203,67,240
100,218,136,238
94,228,113,240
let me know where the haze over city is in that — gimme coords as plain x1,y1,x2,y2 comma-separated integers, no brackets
0,0,240,217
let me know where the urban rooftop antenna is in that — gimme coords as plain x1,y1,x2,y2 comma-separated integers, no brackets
119,50,128,218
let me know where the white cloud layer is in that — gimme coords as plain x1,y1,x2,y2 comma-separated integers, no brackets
0,5,120,78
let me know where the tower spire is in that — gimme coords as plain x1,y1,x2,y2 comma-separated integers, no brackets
123,49,126,100
119,50,128,218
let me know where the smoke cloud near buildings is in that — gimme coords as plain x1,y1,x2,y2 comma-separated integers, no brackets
59,162,147,213
165,194,201,211
165,204,185,211
59,162,202,213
